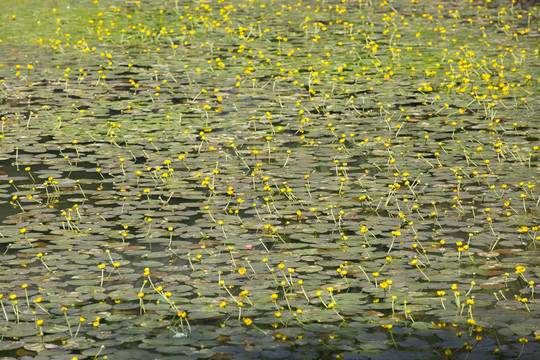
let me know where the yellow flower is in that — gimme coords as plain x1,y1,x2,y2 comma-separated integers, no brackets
243,318,252,326
238,268,246,275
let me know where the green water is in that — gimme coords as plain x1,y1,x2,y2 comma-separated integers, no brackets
0,0,539,359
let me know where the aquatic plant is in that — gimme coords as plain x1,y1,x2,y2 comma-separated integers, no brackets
0,0,538,358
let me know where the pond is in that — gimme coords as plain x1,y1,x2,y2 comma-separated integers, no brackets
0,0,539,359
